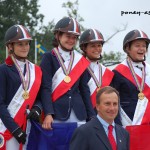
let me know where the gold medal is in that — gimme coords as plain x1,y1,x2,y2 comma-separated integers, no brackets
97,87,101,93
22,91,29,100
138,92,145,100
64,76,71,83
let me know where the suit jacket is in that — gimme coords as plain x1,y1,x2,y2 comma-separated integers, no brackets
0,61,41,133
112,61,150,126
40,50,95,121
112,69,138,122
70,117,129,150
0,63,22,132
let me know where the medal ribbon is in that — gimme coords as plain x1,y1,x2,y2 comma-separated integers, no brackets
87,62,102,88
11,55,30,92
53,48,74,76
126,57,145,93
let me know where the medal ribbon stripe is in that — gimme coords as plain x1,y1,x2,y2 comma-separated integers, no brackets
87,63,102,89
13,65,42,126
11,55,30,98
127,57,145,96
53,48,74,76
52,50,83,92
88,66,114,95
89,67,114,107
0,64,42,141
51,54,90,102
114,62,150,125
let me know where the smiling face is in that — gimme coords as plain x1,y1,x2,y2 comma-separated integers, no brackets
8,40,30,58
58,32,78,51
85,41,103,61
96,92,119,124
126,39,147,61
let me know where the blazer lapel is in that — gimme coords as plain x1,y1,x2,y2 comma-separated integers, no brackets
115,125,123,150
5,56,18,74
93,118,112,150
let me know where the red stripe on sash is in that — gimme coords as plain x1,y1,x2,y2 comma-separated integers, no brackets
91,69,114,107
115,64,150,124
2,65,42,143
52,57,90,102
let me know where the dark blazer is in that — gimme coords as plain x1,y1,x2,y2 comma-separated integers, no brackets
40,50,95,121
70,117,129,150
0,63,23,132
112,70,138,121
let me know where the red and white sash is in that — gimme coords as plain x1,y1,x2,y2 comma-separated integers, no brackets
51,50,89,102
0,62,42,148
114,60,150,126
88,64,114,107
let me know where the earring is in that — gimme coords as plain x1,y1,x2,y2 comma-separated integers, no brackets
9,49,13,54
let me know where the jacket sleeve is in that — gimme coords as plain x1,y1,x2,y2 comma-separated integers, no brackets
40,53,54,116
79,69,96,119
0,66,19,133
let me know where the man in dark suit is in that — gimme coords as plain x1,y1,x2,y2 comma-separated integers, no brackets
70,86,129,150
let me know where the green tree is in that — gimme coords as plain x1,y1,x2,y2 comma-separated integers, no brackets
34,20,55,64
62,0,85,31
100,51,125,66
62,0,127,64
0,0,44,63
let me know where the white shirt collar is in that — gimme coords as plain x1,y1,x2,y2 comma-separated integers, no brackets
90,61,99,70
131,61,144,68
16,59,26,72
58,47,71,61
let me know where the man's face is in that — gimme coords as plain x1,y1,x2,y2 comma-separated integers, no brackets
96,92,119,124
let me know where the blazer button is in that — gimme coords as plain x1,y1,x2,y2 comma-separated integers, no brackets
69,96,71,99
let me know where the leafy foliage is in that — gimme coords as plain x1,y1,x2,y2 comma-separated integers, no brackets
62,0,126,65
100,51,125,66
33,21,55,64
62,0,85,31
0,0,125,65
0,0,44,63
